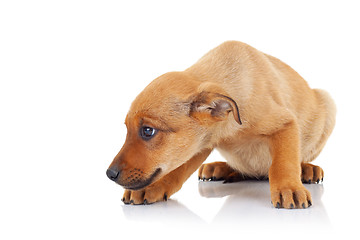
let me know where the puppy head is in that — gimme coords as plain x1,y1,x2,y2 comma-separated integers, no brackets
106,72,241,190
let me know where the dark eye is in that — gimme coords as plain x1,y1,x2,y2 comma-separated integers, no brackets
140,126,157,140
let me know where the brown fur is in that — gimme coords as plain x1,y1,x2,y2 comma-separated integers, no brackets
107,41,336,209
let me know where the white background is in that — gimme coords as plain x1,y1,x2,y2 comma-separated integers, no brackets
1,0,359,239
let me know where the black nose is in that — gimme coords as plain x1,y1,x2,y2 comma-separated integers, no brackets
106,168,119,181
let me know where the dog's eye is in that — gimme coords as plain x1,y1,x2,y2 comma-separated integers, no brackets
140,126,157,140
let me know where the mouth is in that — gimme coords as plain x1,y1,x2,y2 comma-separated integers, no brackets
122,168,161,190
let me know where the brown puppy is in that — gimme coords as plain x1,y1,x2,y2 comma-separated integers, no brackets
106,41,336,209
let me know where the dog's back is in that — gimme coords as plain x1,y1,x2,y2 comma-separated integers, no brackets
187,41,336,167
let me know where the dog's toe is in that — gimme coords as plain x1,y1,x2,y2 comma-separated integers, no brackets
122,179,173,205
270,185,312,209
301,163,324,184
198,162,235,181
122,190,131,204
122,189,146,205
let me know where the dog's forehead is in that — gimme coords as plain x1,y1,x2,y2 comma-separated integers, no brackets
129,72,197,113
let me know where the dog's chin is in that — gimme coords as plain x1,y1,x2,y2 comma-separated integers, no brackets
121,168,162,191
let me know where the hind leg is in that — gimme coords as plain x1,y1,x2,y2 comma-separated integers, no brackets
300,90,334,184
198,162,235,181
198,162,266,183
301,162,324,184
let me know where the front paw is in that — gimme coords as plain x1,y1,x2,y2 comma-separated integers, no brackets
270,184,312,209
122,181,171,205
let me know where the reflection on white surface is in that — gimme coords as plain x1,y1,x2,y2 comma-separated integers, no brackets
122,199,206,224
199,181,330,226
121,180,331,231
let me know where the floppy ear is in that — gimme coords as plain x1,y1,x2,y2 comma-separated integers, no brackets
190,91,242,125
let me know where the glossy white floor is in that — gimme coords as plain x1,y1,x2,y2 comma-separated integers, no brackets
2,143,359,239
